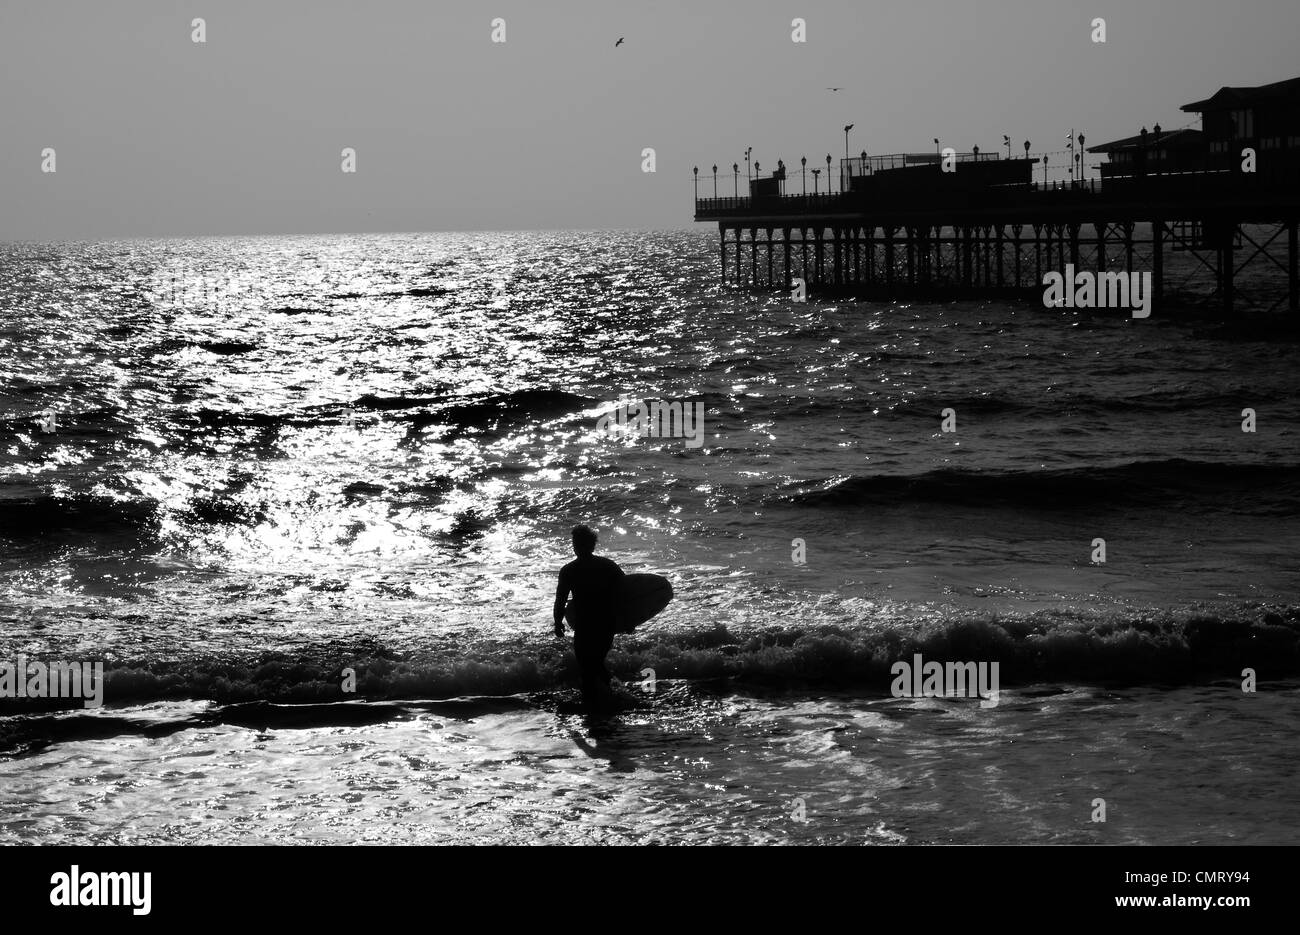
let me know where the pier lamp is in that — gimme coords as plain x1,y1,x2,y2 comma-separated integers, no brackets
812,167,821,194
1043,154,1049,187
973,145,980,160
801,156,807,196
1004,135,1011,159
712,164,717,199
1152,124,1162,175
825,153,832,193
746,147,752,182
1024,140,1031,158
934,138,941,157
733,163,739,197
1078,134,1085,180
693,166,698,202
844,124,855,185
755,161,761,176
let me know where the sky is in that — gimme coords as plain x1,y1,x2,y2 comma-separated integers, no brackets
1,0,1298,239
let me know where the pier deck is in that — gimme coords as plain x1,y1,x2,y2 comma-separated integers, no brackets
694,167,1300,314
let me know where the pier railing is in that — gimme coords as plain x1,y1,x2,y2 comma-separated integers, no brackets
695,164,1300,220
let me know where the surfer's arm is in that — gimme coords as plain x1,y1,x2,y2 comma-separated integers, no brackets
553,570,570,635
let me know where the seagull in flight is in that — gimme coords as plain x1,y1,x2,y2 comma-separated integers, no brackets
615,37,625,47
826,87,843,92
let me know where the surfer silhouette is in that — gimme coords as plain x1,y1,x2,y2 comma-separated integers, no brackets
554,525,625,707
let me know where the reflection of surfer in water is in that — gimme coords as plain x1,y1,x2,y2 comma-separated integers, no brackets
553,524,626,707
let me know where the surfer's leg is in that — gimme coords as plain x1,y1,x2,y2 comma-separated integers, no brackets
573,628,601,704
574,626,615,707
595,628,614,686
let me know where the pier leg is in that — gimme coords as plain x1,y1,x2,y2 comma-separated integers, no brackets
962,227,972,289
977,226,987,284
1069,223,1080,275
1034,224,1043,286
1012,224,1022,288
801,228,809,288
1289,219,1298,313
995,225,1004,290
720,226,727,284
1152,221,1164,314
811,228,821,287
783,229,792,292
759,228,769,287
837,226,847,284
1221,222,1235,316
866,227,875,285
1124,222,1134,276
885,227,896,288
906,228,916,287
1096,223,1106,274
750,228,758,286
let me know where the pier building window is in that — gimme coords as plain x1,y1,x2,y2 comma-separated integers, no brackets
1231,109,1255,139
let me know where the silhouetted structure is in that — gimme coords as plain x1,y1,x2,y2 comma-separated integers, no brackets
694,76,1300,315
1185,75,1300,171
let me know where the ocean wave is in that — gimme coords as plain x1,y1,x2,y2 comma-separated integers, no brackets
404,389,596,431
0,493,158,539
788,459,1300,511
2,607,1295,730
780,387,1285,420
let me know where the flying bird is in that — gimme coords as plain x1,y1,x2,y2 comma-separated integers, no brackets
826,87,843,92
615,37,625,47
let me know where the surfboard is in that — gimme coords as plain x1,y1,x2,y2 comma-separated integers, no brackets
613,573,673,632
563,573,673,633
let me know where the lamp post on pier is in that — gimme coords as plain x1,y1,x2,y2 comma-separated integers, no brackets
733,163,738,198
745,147,752,183
812,168,821,195
825,153,832,194
801,156,807,196
843,125,854,190
693,166,698,203
1077,134,1086,181
712,164,717,199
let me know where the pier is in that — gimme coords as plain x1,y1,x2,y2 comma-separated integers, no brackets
693,76,1300,315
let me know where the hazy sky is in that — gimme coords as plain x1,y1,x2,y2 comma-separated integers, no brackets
2,0,1297,238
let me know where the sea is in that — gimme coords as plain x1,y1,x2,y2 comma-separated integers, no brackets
1,228,1298,844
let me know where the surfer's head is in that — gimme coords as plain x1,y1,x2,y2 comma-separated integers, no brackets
571,524,598,557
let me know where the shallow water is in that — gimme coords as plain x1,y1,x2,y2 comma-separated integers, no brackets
2,681,1295,845
2,230,1298,843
